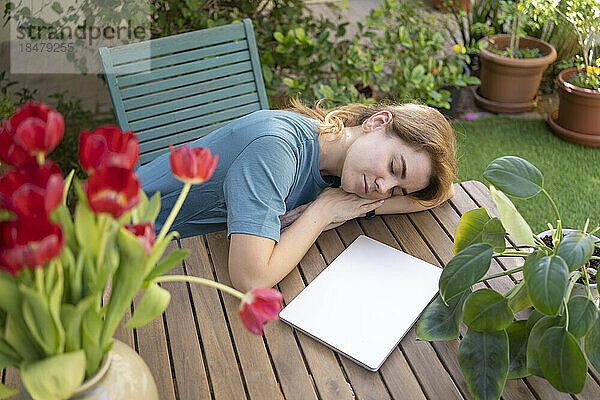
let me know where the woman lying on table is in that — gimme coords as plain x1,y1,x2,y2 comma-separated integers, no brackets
137,99,457,292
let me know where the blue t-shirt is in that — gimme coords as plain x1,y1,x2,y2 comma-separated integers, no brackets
137,110,332,242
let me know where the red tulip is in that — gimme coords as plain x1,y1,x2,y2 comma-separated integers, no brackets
169,145,218,185
9,101,63,158
238,288,283,335
0,161,63,217
0,217,64,274
79,126,139,173
0,120,36,167
124,222,155,255
84,167,140,218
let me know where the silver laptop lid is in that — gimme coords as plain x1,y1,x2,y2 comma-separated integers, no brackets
279,235,442,371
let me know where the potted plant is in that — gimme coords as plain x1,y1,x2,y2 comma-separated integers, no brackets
546,0,600,147
0,102,283,399
474,1,557,112
416,155,600,399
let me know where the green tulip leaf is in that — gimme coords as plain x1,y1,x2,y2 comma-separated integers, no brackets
539,327,586,393
507,280,532,313
142,191,161,223
458,329,509,400
416,289,471,341
126,283,171,329
74,180,100,254
463,288,514,332
506,320,529,379
524,254,568,316
20,285,60,355
555,232,595,272
146,249,189,282
100,227,148,349
481,217,506,253
566,296,598,338
526,315,561,377
21,350,86,400
453,208,490,254
585,316,600,374
440,243,493,303
489,185,535,246
483,156,543,199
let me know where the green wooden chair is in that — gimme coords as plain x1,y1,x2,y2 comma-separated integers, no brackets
98,19,269,166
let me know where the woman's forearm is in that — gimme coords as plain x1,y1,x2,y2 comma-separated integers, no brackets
366,184,455,216
262,205,330,289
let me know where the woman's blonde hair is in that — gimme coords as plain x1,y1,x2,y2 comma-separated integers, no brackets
287,97,457,204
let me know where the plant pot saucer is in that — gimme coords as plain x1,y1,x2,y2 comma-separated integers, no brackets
547,108,600,147
472,86,537,113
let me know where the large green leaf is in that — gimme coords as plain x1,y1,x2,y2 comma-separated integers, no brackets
416,289,471,341
440,243,493,303
453,208,490,254
483,156,543,199
526,315,561,377
126,283,171,329
539,327,586,393
507,281,532,313
555,232,595,272
506,320,529,379
566,296,597,338
524,254,568,316
457,329,509,400
481,218,506,253
489,185,535,246
585,316,600,374
21,350,86,400
453,209,506,254
463,288,514,332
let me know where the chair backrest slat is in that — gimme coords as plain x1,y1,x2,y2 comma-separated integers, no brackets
119,61,253,100
108,23,247,65
99,19,269,166
113,41,249,76
129,92,258,133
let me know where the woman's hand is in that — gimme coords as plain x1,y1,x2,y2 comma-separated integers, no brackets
311,187,385,225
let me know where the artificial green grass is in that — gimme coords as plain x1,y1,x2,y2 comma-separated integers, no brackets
452,116,600,235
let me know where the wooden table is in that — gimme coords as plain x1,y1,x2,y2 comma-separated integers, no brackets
5,181,600,399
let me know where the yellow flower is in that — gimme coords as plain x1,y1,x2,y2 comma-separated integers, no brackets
461,46,467,54
453,44,467,54
587,66,594,74
517,3,522,11
453,44,460,53
594,66,600,75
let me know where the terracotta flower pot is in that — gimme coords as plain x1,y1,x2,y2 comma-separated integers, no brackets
476,34,556,112
18,340,159,400
546,67,600,147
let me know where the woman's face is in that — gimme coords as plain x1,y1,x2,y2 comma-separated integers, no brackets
340,127,432,200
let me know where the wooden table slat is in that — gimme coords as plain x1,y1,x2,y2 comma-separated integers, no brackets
205,232,284,400
315,230,393,400
279,245,355,400
181,235,248,400
161,241,212,400
135,289,177,399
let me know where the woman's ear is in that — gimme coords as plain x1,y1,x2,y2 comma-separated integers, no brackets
363,110,393,131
